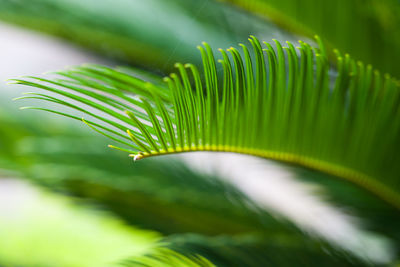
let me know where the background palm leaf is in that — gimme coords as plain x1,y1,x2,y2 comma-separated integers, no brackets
221,0,400,78
0,0,290,73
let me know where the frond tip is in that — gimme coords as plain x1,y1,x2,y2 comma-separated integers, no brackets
12,36,400,209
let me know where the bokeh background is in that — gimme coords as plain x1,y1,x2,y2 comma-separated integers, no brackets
0,0,399,266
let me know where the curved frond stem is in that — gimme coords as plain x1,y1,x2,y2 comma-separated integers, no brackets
131,146,400,210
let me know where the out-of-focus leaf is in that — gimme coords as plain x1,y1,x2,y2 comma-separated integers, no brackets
125,233,366,267
221,0,400,78
295,167,400,259
0,0,289,72
124,247,215,267
0,179,158,267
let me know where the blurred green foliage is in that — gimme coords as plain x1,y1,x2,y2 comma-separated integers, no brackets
1,0,400,266
222,0,400,78
0,0,289,73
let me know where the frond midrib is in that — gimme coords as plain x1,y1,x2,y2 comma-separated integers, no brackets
133,145,400,210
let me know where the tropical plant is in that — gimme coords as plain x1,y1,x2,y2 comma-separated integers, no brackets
1,0,400,266
11,35,400,207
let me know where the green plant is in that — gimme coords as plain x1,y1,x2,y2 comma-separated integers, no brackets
12,36,400,208
2,0,400,266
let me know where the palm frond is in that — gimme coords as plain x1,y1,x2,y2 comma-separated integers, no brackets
12,36,400,209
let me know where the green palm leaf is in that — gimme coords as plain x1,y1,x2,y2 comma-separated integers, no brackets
12,36,400,209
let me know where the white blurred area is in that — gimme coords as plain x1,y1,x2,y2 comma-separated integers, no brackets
182,152,394,264
0,22,394,265
0,22,109,97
